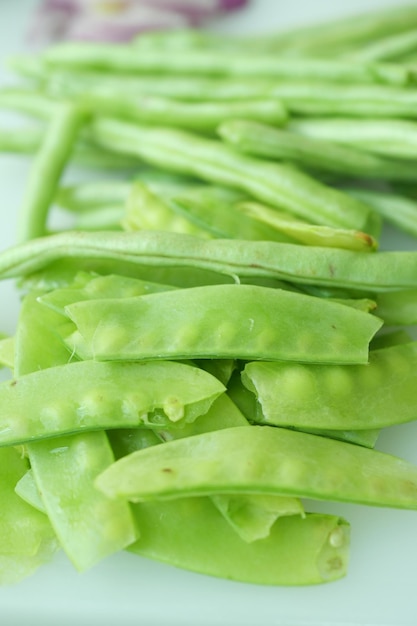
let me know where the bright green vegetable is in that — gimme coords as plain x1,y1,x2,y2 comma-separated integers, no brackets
63,284,382,364
90,117,378,232
242,341,417,430
96,425,417,510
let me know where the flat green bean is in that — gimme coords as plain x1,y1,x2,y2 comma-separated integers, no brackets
0,230,416,292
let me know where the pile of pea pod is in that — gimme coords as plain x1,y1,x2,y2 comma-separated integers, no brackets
2,3,417,587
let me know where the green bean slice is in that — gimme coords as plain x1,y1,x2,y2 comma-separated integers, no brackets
242,341,417,431
95,425,417,510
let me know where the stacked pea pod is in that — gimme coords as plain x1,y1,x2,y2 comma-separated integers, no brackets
2,3,417,587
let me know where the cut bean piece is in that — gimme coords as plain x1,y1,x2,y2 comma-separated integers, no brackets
95,425,417,510
242,341,417,430
63,284,382,364
15,469,46,514
0,360,225,446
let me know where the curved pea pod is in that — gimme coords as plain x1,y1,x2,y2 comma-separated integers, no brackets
241,341,417,431
130,500,349,585
162,393,304,543
0,360,225,447
63,284,382,364
0,446,58,584
95,425,417,511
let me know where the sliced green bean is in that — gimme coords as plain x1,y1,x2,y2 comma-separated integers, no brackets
95,424,417,510
42,42,409,86
80,92,288,132
242,341,417,431
15,469,46,514
63,284,382,364
218,118,417,181
91,117,377,232
347,27,417,62
290,117,417,161
18,103,87,242
344,187,417,238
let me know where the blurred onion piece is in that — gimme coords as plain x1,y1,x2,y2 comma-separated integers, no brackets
28,0,249,45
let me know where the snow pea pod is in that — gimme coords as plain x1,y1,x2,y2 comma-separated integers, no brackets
90,117,377,232
0,447,57,584
129,501,349,585
226,370,380,449
1,230,417,292
95,425,417,511
63,284,382,364
242,341,417,431
0,359,225,447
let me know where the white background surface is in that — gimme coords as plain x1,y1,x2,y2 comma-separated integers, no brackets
1,1,417,625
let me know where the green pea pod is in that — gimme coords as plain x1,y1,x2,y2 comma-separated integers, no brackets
375,288,417,325
28,432,137,571
0,446,58,584
234,201,378,251
63,284,382,364
242,341,417,431
39,271,176,315
124,181,209,236
129,500,349,585
91,117,377,232
15,469,46,514
171,186,294,243
161,392,304,543
0,336,14,370
95,425,417,511
0,359,225,447
1,230,417,292
226,370,380,449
